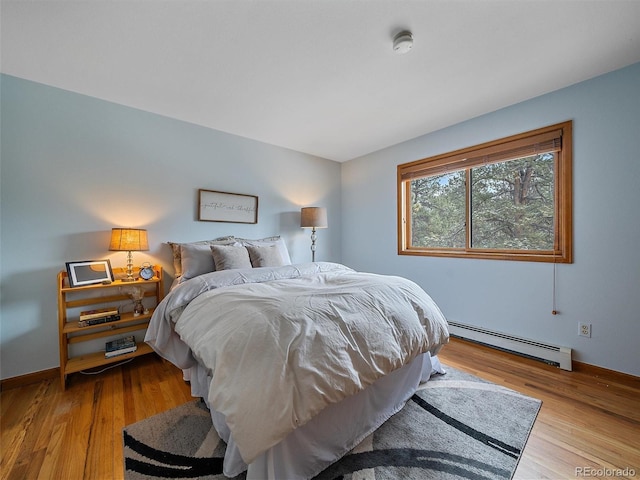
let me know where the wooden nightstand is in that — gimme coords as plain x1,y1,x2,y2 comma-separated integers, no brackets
57,265,164,390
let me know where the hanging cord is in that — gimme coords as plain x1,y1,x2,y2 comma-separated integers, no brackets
551,251,558,315
80,357,134,375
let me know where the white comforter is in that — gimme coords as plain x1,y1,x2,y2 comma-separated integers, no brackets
145,262,449,464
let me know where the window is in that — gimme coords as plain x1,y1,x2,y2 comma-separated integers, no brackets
398,121,572,263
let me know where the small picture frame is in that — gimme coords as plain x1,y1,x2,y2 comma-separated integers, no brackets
65,260,114,287
198,189,259,224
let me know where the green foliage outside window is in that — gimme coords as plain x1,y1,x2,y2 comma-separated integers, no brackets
471,154,554,250
399,121,572,263
410,154,554,250
411,172,465,248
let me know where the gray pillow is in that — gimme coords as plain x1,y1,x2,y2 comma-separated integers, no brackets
168,236,235,277
180,243,224,280
236,236,292,265
246,244,287,267
210,244,252,271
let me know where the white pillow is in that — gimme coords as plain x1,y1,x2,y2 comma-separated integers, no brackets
210,244,252,271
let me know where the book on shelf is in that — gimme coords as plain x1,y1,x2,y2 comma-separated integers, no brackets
78,315,121,328
105,335,137,358
79,307,119,321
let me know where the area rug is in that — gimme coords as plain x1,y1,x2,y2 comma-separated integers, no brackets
123,366,541,479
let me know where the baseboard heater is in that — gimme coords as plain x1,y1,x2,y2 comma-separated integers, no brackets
448,321,572,371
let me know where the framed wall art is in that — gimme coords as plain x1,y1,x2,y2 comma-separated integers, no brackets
198,189,258,224
65,259,114,287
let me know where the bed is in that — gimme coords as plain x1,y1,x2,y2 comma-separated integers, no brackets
145,236,449,479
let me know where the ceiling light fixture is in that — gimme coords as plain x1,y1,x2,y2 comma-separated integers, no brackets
393,31,413,54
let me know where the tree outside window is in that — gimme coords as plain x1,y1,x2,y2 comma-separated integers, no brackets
398,121,572,263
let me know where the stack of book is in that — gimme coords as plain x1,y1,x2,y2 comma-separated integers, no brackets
78,307,120,327
105,335,137,358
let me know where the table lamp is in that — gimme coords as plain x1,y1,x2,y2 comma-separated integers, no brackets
109,228,149,282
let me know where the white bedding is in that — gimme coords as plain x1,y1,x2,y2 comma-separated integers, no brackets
145,262,449,478
186,352,445,479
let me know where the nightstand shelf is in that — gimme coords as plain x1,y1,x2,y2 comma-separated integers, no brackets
57,265,164,390
65,342,154,374
63,309,156,336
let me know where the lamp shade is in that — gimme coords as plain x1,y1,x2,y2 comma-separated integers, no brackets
300,207,328,228
109,228,149,251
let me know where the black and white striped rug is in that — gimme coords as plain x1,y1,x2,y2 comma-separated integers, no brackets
123,366,541,479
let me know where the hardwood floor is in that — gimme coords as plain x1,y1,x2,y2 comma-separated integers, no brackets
440,340,640,480
1,338,639,479
1,355,192,480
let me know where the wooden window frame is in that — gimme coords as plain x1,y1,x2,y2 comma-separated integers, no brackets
398,121,573,263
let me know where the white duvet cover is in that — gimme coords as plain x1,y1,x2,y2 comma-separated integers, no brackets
187,352,445,479
145,262,449,472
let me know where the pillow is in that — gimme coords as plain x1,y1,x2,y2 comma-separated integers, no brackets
246,244,288,268
210,244,252,271
236,236,292,265
235,235,281,243
180,243,223,281
168,237,235,277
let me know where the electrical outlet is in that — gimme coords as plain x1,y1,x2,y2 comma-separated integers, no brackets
579,322,592,338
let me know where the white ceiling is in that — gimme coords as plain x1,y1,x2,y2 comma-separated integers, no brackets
2,1,640,162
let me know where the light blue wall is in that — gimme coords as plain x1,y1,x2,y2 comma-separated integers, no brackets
342,62,640,376
3,63,639,380
0,74,341,380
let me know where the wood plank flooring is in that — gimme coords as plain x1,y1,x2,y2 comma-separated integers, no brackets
440,340,640,480
1,338,639,479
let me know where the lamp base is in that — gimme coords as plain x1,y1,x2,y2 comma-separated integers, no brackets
310,227,317,262
122,251,135,282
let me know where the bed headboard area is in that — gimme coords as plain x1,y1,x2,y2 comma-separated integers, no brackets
167,235,292,285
